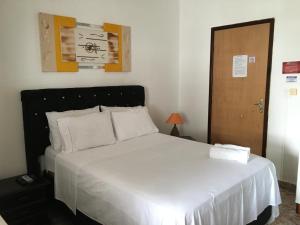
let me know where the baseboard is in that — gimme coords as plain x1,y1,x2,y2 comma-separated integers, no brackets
278,180,296,192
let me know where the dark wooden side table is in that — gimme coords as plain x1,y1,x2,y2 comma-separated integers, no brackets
0,175,50,225
179,136,196,141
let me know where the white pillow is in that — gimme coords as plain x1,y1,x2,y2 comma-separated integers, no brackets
111,107,159,141
100,105,142,112
57,112,116,153
46,106,99,151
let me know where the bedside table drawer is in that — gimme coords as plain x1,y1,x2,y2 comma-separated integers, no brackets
0,189,47,210
5,210,47,225
1,199,47,222
0,176,51,225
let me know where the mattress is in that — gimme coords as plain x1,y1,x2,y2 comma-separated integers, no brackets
39,146,58,173
55,133,281,225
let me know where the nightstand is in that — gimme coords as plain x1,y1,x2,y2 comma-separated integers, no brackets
179,136,196,141
0,176,50,225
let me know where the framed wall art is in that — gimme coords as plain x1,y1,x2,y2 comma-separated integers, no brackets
38,12,131,72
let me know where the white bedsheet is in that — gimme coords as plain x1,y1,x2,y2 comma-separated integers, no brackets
39,146,58,173
55,133,281,225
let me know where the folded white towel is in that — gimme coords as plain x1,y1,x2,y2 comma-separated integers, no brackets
209,144,250,164
215,143,250,153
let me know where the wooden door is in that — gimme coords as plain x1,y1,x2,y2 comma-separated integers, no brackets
208,19,274,156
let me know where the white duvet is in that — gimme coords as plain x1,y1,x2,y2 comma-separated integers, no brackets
55,133,281,225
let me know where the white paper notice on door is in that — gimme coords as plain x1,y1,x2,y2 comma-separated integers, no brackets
232,55,248,77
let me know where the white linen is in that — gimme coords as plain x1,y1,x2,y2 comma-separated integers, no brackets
39,146,58,173
101,105,142,112
55,133,281,225
215,143,251,153
111,108,158,141
45,146,59,172
46,106,99,151
57,112,116,153
0,215,7,225
209,145,250,164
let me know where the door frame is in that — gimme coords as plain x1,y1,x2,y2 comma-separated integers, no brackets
207,18,275,157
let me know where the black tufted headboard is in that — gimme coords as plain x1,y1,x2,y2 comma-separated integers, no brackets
21,85,145,175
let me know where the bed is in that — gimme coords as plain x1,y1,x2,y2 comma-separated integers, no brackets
21,85,281,225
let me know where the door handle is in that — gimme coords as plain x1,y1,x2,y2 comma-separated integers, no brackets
254,98,264,113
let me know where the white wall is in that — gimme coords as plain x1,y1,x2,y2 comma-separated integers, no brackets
0,0,179,178
179,0,300,184
297,151,300,203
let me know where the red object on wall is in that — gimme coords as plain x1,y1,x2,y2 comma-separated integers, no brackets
282,61,300,74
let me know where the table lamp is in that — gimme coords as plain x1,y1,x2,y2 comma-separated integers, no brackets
166,113,184,136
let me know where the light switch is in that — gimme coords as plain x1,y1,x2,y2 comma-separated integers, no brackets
288,88,298,96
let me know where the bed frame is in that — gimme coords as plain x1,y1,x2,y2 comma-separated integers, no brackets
20,85,272,225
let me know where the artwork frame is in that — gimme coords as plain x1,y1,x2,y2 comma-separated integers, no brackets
38,12,131,72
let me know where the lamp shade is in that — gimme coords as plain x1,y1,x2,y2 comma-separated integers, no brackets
166,113,184,124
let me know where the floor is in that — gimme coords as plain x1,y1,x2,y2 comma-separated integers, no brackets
271,187,300,225
47,186,300,225
47,201,74,225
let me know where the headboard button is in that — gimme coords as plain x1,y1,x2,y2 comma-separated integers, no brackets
45,126,48,129
107,93,111,96
34,113,38,116
61,96,65,99
43,97,47,101
93,94,97,97
120,92,123,96
78,95,82,98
